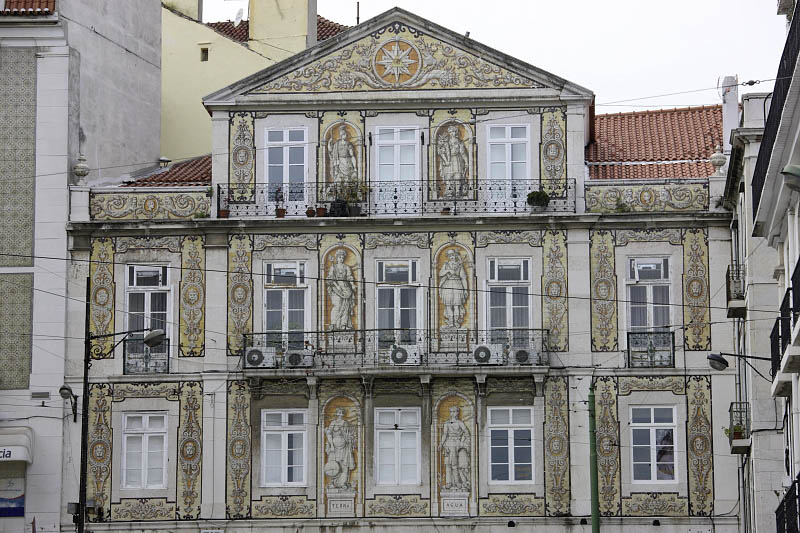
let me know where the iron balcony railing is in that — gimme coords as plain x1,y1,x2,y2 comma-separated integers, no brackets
727,401,751,444
627,330,675,368
793,258,800,326
777,474,800,533
217,179,576,218
241,328,550,369
752,7,800,216
782,287,792,355
726,263,745,302
123,337,169,375
772,318,783,379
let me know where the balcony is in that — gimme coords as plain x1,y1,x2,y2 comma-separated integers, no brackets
727,402,751,454
726,264,745,318
123,337,169,375
772,318,792,397
776,475,800,533
240,328,550,372
626,330,675,368
217,179,576,219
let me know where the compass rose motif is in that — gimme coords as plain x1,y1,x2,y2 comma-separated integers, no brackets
373,38,421,86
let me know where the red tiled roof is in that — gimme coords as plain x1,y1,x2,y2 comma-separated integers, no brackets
205,14,348,43
0,0,54,15
122,156,212,188
586,105,722,179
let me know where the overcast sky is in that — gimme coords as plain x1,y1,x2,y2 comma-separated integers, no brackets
203,0,788,114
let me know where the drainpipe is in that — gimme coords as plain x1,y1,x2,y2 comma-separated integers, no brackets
588,380,600,532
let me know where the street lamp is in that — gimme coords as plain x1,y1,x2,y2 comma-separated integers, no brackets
74,278,165,531
707,352,772,381
58,384,77,422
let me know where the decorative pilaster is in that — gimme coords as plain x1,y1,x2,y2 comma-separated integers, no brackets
686,376,714,516
589,230,617,351
226,380,252,518
682,229,711,350
177,381,203,519
229,112,256,202
227,234,253,356
86,383,113,522
543,376,570,516
594,376,620,516
541,229,568,351
89,238,115,359
540,108,567,195
179,236,205,357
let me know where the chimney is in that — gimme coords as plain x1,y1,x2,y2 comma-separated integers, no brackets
720,74,739,156
248,0,317,59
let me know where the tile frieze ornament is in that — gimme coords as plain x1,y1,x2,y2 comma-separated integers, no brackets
589,230,617,352
228,112,256,202
618,376,686,396
253,495,316,518
594,376,621,516
687,375,714,516
544,376,570,516
364,232,430,249
86,384,112,522
253,233,318,251
615,228,682,246
585,182,709,213
115,236,182,254
227,235,253,356
682,229,711,351
89,192,211,221
540,109,567,196
476,230,542,248
111,382,181,402
249,22,544,93
89,238,115,359
480,494,544,517
110,498,176,521
366,495,430,517
177,382,203,519
541,230,568,351
226,380,252,518
179,236,206,357
622,493,688,516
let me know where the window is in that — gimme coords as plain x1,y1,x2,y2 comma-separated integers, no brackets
627,257,671,330
375,408,420,485
487,258,530,346
266,128,307,203
488,407,533,483
123,413,167,489
376,260,419,348
125,265,169,373
630,406,676,483
200,47,209,61
375,127,419,182
488,125,529,181
264,261,308,350
261,410,307,486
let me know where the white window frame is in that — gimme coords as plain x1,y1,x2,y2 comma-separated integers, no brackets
124,264,171,338
262,260,310,348
374,408,421,486
376,259,421,348
122,412,168,489
374,126,420,183
630,405,677,484
487,406,535,484
486,124,530,181
260,409,308,487
626,257,671,331
265,127,308,202
486,258,532,342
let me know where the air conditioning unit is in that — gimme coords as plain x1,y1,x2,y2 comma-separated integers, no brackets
389,345,421,366
284,350,314,368
472,344,504,365
508,348,536,366
244,346,276,368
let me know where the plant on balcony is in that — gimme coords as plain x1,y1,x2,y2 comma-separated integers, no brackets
336,181,370,216
205,186,214,198
305,206,316,217
527,190,550,208
274,186,286,218
723,424,746,440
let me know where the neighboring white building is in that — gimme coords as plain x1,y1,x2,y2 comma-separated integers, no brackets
0,0,160,531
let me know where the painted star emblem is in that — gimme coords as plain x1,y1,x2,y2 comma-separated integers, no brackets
376,42,417,83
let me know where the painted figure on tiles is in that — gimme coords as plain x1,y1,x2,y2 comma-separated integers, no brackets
440,406,470,490
328,124,358,190
327,249,356,330
437,125,469,198
324,407,356,489
439,249,468,330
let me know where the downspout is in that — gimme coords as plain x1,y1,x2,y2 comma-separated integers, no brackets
589,380,600,533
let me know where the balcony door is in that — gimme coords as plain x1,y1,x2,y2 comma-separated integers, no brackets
487,125,531,210
374,127,420,215
266,128,308,215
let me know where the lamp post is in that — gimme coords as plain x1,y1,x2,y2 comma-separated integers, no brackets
75,277,165,532
707,352,772,381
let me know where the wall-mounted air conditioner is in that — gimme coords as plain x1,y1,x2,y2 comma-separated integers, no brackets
472,344,504,365
389,345,421,366
244,346,276,368
508,348,536,366
284,350,314,368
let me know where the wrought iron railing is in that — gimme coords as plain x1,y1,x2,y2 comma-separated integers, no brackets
782,287,792,354
240,328,550,369
626,330,675,368
217,178,576,218
772,318,783,379
728,402,751,444
123,337,169,375
777,474,800,533
752,9,800,216
793,259,800,326
726,263,744,302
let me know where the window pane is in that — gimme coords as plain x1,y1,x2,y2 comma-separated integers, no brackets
378,128,394,140
288,465,303,483
512,287,528,306
632,428,650,445
266,290,282,310
378,288,394,309
653,408,673,424
268,165,283,184
656,463,675,480
126,415,143,430
148,415,165,430
632,445,650,462
400,287,416,309
378,411,395,426
512,409,531,425
378,145,394,164
289,146,304,165
135,269,160,287
629,286,647,305
633,463,651,481
268,130,283,142
489,287,507,307
511,161,526,180
656,446,674,465
400,410,418,427
288,290,305,311
489,126,505,139
631,408,651,423
287,412,305,426
511,127,526,139
265,465,281,484
147,466,163,487
511,143,526,161
490,162,506,179
653,285,670,304
289,163,304,181
384,262,409,282
400,163,415,180
491,464,509,481
268,146,283,164
379,163,394,181
490,144,506,163
498,263,521,281
263,413,281,426
399,128,415,141
400,144,415,164
490,409,510,425
656,428,674,446
288,129,304,142
514,464,533,481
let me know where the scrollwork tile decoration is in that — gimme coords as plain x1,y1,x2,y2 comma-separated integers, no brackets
622,493,688,516
686,376,714,516
111,382,181,402
476,230,542,248
116,236,182,254
89,192,211,221
86,384,113,522
0,273,33,389
227,234,253,356
544,376,570,516
589,230,617,352
177,382,203,519
89,238,115,359
253,495,316,518
616,228,682,246
480,494,544,517
541,230,568,351
366,495,430,517
364,232,430,249
110,498,176,521
229,112,256,202
584,182,709,213
682,229,711,351
226,380,252,519
179,236,205,357
253,233,318,251
540,108,567,196
593,376,620,516
618,376,686,396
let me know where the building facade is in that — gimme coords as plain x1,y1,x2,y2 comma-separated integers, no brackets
64,8,739,531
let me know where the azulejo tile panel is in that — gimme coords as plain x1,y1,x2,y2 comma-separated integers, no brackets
179,236,206,357
226,380,252,518
541,230,568,351
544,376,570,516
177,382,203,519
366,495,430,517
86,384,113,522
621,492,688,516
585,182,709,213
227,235,253,356
0,273,32,389
686,376,713,516
540,108,567,195
0,48,35,268
89,192,211,220
253,495,316,518
589,230,617,352
682,229,711,351
229,112,255,201
89,238,115,359
593,376,620,516
480,494,544,517
110,498,176,521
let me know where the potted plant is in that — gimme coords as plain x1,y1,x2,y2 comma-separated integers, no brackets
274,187,286,218
316,205,328,217
342,182,369,216
217,207,229,218
205,186,214,198
305,206,316,217
440,206,452,215
527,190,551,210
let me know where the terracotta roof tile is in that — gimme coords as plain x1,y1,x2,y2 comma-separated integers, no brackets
0,0,54,15
586,105,722,179
122,155,212,187
205,14,348,43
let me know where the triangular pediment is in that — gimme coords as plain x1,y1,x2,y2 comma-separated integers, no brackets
205,8,592,103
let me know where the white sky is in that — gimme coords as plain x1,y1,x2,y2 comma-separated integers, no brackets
203,0,788,114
